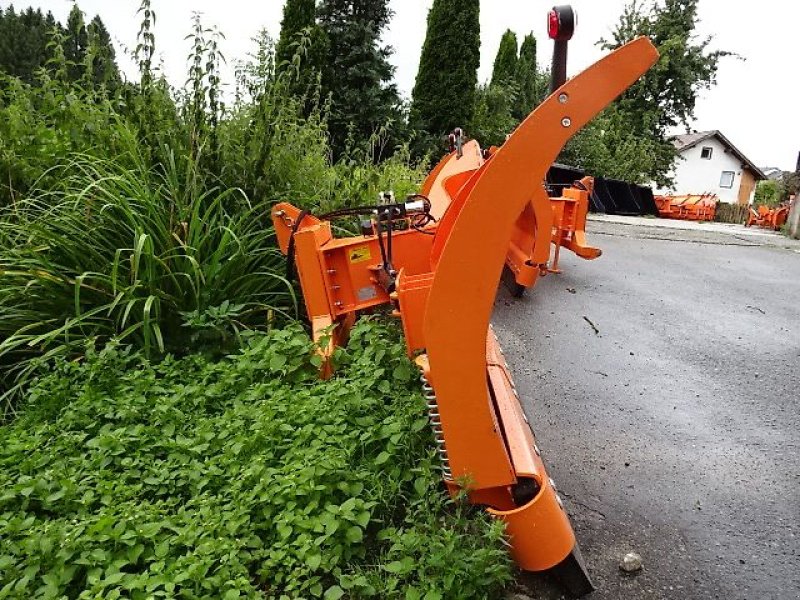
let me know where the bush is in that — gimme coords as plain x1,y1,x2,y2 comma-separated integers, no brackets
0,19,427,417
0,150,295,416
0,320,512,598
470,83,518,148
219,31,337,208
0,75,138,207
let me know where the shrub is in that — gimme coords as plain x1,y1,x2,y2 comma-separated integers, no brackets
0,74,138,207
0,0,427,419
0,320,512,598
0,150,295,417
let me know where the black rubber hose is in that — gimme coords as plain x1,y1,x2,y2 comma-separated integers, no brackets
375,216,390,273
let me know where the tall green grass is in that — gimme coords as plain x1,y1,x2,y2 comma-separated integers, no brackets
0,147,295,417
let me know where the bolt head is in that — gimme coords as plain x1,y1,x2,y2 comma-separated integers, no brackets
558,93,569,104
561,117,572,127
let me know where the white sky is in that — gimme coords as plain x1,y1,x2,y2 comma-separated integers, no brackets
4,0,799,170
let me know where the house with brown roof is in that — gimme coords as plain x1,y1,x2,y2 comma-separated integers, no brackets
656,131,767,205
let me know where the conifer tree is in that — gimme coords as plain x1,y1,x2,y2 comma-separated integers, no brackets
317,0,400,158
87,16,120,89
276,0,316,69
0,7,56,84
410,0,480,148
514,32,542,120
64,4,88,82
275,0,328,105
490,29,518,86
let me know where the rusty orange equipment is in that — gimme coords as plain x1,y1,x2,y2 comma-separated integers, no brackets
655,193,718,222
746,203,790,230
272,7,658,595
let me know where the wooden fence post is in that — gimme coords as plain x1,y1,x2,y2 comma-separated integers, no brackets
788,195,800,239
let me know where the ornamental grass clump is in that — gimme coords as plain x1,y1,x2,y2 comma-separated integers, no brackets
0,149,295,417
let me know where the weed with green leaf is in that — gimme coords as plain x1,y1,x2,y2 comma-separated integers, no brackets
0,319,512,598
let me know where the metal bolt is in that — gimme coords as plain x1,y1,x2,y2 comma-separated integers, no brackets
561,117,572,128
327,269,336,275
558,93,569,104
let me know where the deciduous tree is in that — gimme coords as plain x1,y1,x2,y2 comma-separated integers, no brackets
561,0,732,187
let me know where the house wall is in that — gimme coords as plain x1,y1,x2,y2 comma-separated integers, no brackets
737,169,756,205
656,137,755,204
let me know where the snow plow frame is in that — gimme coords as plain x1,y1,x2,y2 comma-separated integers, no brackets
272,26,658,595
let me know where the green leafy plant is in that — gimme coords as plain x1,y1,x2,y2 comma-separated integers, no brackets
0,320,512,598
0,149,295,417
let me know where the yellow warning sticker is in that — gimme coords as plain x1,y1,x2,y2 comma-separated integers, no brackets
349,246,372,264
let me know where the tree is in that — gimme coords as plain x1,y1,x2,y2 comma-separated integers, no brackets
275,0,328,105
602,0,731,136
470,82,517,147
754,180,780,207
410,0,480,152
276,0,315,68
559,105,668,185
0,6,55,84
472,30,522,146
514,33,545,120
86,16,120,89
0,4,120,90
560,0,732,187
64,4,88,82
755,173,800,207
491,29,517,86
317,0,401,158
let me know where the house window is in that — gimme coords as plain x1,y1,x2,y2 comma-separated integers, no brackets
701,146,713,159
720,171,735,188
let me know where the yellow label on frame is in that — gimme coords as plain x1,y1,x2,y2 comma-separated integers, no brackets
349,246,372,264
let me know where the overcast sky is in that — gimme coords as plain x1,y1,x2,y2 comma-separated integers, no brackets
4,0,799,170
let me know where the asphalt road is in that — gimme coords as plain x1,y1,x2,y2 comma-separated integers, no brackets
493,218,800,600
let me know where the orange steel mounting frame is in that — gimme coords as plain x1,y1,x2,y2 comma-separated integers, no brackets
272,37,659,594
655,193,718,222
746,203,790,230
422,140,602,296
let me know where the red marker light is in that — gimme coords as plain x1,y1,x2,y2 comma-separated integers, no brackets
548,9,560,39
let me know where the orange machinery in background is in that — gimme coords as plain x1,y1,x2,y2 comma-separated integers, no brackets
746,203,790,230
655,193,718,222
272,7,659,596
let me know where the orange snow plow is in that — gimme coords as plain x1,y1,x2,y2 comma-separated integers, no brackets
422,134,602,296
746,203,790,230
272,7,658,595
655,193,718,221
